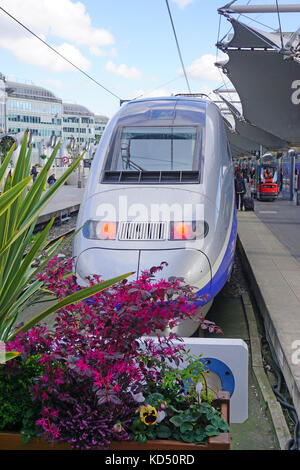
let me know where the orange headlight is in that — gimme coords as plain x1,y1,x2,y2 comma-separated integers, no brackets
173,222,194,240
83,220,117,240
97,222,117,240
169,221,208,241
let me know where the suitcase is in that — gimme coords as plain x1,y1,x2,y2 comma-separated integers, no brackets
243,196,254,211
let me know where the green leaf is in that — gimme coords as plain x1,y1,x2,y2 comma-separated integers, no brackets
186,411,200,423
180,422,193,433
156,424,172,439
3,351,20,363
0,177,32,218
145,429,157,441
167,404,180,413
169,415,183,427
8,272,133,341
0,218,55,316
172,430,181,441
219,421,230,432
130,418,147,432
137,434,147,444
0,136,88,343
148,392,164,402
180,431,195,443
0,279,43,341
194,428,206,443
205,424,219,437
0,145,15,187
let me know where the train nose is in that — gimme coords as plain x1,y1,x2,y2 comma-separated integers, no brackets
75,247,212,337
139,249,211,291
75,247,211,295
75,249,139,285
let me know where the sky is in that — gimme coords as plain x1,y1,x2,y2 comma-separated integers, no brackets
0,0,300,118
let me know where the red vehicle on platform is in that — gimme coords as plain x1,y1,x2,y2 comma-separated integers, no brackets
255,155,278,201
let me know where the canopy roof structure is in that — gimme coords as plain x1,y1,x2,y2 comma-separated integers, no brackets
216,3,300,151
216,93,288,150
219,3,300,14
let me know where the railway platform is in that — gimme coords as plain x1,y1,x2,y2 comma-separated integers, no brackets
37,185,85,225
237,198,300,423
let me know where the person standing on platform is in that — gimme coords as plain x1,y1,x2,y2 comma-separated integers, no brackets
234,171,246,210
242,164,251,196
47,173,56,185
242,164,249,182
30,164,39,182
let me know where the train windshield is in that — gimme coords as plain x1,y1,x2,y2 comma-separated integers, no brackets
109,126,198,172
260,166,278,183
263,167,274,177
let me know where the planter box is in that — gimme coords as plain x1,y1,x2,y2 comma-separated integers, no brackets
0,392,230,451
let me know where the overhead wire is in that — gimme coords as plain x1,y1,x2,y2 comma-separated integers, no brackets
238,13,280,31
0,5,122,101
275,0,284,48
216,14,223,60
132,74,184,101
165,0,192,94
218,0,253,43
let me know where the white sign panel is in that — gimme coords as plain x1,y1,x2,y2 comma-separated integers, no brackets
142,337,248,424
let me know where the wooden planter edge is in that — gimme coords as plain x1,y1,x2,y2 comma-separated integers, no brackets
0,392,230,451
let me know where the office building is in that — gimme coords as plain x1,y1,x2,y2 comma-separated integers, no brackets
0,73,108,163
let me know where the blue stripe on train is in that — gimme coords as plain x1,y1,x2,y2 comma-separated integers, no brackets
195,207,237,307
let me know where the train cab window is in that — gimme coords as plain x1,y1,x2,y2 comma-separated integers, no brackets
263,167,274,178
102,126,201,183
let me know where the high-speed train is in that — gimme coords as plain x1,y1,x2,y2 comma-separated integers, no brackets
73,96,237,336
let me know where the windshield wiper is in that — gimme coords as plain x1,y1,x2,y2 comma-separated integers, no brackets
121,139,144,171
121,155,144,171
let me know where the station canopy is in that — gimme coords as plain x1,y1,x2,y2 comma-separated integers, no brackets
216,92,288,151
216,10,300,147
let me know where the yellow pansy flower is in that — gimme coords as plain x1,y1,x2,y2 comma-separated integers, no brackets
139,404,158,425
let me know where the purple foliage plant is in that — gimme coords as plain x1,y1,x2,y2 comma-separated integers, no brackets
7,257,221,449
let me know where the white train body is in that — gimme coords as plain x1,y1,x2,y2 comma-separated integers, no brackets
73,97,237,335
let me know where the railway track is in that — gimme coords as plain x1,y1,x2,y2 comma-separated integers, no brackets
47,228,75,247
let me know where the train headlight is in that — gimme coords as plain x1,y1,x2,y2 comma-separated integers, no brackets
83,220,118,240
169,221,209,240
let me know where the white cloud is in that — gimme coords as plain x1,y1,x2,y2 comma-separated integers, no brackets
109,48,118,58
0,35,91,73
105,61,142,80
184,54,227,82
0,0,115,50
197,85,221,102
0,0,116,71
56,43,91,71
89,46,118,58
171,0,195,9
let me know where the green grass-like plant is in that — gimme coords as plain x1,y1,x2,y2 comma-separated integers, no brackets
0,131,131,361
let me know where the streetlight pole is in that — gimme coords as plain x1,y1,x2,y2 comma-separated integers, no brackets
4,88,14,134
2,74,15,135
